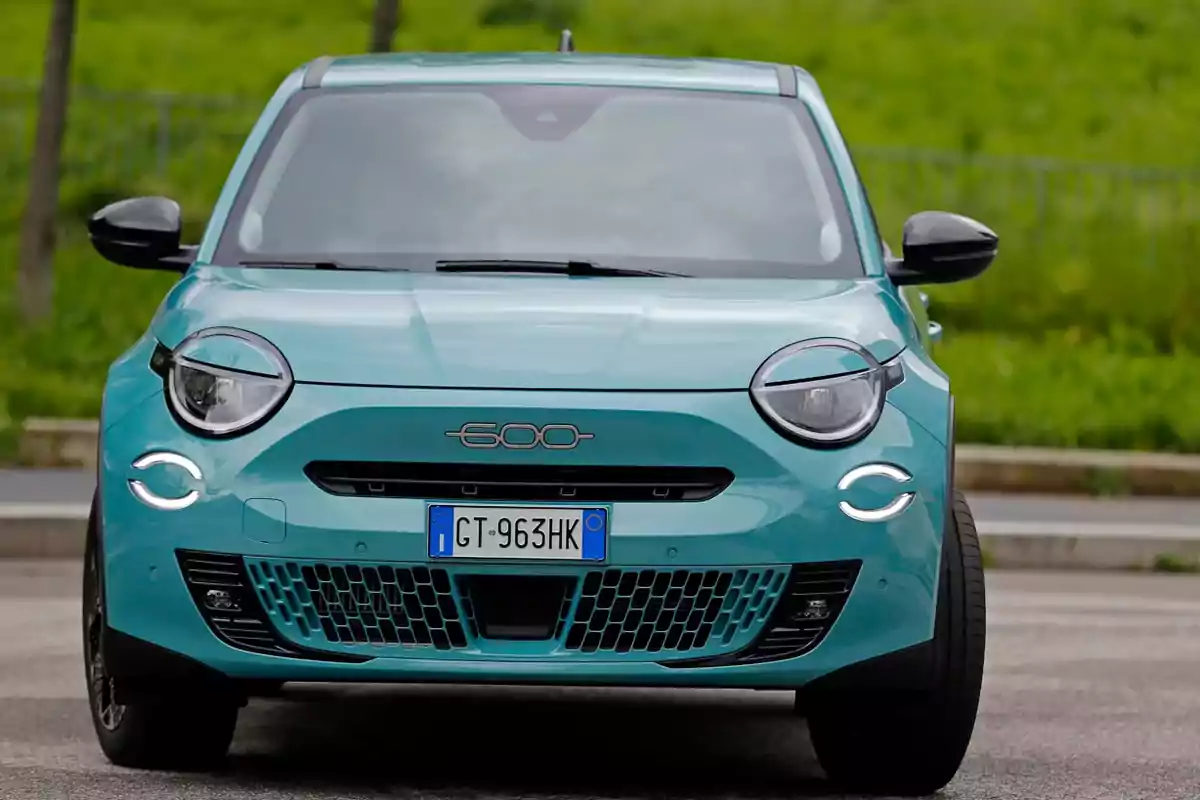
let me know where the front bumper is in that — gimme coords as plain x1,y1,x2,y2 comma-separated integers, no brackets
99,379,949,689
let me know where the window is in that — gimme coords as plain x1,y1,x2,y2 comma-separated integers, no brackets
215,84,863,279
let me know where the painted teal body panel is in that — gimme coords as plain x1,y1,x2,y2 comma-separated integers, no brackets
99,366,947,685
243,499,287,545
148,269,911,391
100,333,163,432
100,52,957,689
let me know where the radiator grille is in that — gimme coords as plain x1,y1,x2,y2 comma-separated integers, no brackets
665,560,861,667
563,567,788,655
181,551,856,665
245,560,469,651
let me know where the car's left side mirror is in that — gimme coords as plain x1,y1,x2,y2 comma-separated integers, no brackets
885,210,997,286
88,196,196,273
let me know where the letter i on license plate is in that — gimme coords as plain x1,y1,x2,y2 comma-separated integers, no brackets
428,505,607,561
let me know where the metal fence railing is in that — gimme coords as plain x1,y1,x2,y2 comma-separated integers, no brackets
1,82,255,214
4,81,1199,230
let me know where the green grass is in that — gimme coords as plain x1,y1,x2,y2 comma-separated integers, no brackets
980,547,996,570
1150,553,1200,574
3,0,1200,450
6,0,1200,163
933,332,1200,453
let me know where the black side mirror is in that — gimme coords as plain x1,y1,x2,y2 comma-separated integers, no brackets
886,211,997,286
88,196,195,272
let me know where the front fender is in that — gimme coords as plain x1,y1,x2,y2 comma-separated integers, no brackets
886,347,951,446
102,334,166,433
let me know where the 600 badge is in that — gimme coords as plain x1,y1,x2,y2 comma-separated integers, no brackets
445,422,595,450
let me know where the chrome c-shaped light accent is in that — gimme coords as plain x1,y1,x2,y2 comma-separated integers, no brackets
128,451,202,511
837,463,915,523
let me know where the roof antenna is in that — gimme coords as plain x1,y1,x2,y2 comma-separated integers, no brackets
558,29,575,53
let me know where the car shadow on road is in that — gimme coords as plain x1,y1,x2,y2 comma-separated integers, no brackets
214,683,846,798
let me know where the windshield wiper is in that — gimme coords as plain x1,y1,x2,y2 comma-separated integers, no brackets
435,259,687,278
239,259,400,272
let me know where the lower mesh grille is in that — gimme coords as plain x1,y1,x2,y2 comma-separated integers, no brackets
563,567,788,655
245,560,469,651
176,550,369,662
665,560,861,667
181,551,856,664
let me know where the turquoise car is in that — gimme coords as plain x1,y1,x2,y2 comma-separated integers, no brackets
83,46,995,795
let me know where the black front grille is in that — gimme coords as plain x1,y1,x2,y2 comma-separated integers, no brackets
245,560,470,651
457,575,577,640
305,462,734,503
664,560,861,667
176,550,370,663
564,567,788,656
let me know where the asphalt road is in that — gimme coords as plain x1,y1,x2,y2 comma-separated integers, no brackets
1,562,1197,800
6,468,1200,531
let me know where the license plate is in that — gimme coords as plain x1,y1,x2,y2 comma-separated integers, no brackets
427,505,607,561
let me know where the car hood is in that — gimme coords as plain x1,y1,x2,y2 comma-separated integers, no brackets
150,267,911,391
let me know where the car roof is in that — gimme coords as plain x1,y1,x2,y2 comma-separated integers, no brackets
303,52,821,99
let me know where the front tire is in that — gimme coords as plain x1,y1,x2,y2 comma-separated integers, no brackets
83,496,239,770
805,490,986,796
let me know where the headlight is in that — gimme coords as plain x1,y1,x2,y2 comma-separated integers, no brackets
750,339,904,447
155,328,293,437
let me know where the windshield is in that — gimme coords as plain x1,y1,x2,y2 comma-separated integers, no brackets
213,84,863,278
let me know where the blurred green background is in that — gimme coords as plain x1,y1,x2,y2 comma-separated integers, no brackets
3,0,1199,453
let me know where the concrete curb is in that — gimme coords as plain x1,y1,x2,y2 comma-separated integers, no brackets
16,419,99,470
954,444,1200,497
0,505,89,560
975,521,1200,572
13,418,1200,497
2,507,1198,572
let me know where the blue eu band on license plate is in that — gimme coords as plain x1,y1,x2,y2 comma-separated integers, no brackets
428,505,607,561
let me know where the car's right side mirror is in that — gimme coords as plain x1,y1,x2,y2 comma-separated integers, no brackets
885,210,998,286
